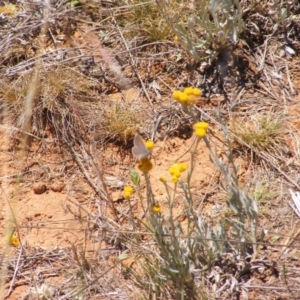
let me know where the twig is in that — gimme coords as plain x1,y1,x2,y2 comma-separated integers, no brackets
277,227,300,260
246,285,300,292
69,144,118,220
286,61,295,95
6,246,23,298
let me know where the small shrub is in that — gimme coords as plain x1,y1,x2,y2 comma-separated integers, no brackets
156,0,244,62
123,89,261,299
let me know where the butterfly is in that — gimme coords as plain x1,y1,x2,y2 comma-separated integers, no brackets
132,134,151,160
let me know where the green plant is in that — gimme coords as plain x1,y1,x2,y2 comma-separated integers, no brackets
156,0,244,62
123,89,263,299
204,125,259,257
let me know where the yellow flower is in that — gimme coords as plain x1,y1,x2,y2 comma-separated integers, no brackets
195,128,207,138
174,35,178,41
171,88,201,106
179,92,188,103
193,121,209,131
159,175,166,183
138,157,153,172
168,162,187,183
172,90,181,101
10,234,20,247
153,204,161,213
186,95,197,105
171,175,179,183
168,164,181,178
193,122,209,138
145,140,155,151
192,88,202,96
123,185,134,199
178,162,188,172
184,87,194,95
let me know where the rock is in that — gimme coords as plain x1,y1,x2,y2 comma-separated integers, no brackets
32,182,47,194
50,182,65,193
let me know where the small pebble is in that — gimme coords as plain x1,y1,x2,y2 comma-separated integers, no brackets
51,182,65,193
32,182,47,194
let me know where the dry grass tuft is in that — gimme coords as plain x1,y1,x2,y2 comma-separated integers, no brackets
102,102,141,142
231,113,284,152
0,66,99,142
116,0,178,42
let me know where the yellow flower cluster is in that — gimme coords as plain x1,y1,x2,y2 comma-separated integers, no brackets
123,186,134,199
138,157,153,172
193,121,209,138
159,175,166,183
172,87,202,106
168,162,188,183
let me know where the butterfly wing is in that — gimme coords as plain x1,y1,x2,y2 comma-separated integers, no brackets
132,134,149,159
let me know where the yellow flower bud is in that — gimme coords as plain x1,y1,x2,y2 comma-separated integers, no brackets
168,164,181,177
186,95,197,105
193,122,209,131
192,88,202,96
171,175,179,183
159,176,166,183
172,90,181,101
178,162,187,172
10,234,20,247
153,204,161,213
184,87,194,95
145,140,154,151
195,128,206,138
179,92,188,103
123,185,134,199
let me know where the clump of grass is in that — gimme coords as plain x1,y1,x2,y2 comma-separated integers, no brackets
0,77,29,106
231,113,284,152
0,66,98,136
41,67,97,101
0,67,97,107
248,179,278,216
103,102,141,142
117,0,177,42
251,180,277,203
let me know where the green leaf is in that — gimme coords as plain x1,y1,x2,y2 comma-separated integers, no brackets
270,235,281,243
130,168,140,186
70,0,80,8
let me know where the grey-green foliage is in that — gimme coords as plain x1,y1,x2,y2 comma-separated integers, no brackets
157,0,244,61
142,129,260,297
203,126,259,248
